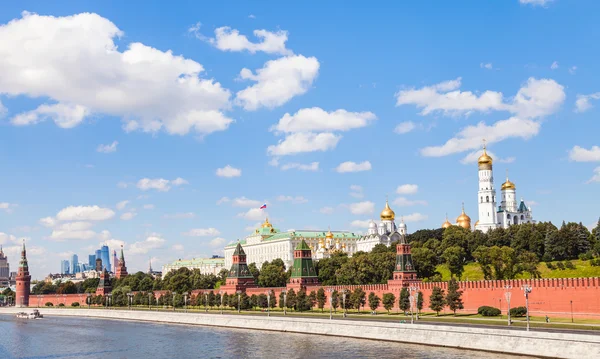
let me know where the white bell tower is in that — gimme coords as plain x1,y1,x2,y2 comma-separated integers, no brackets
475,141,498,233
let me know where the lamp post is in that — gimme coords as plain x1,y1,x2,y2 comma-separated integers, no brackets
219,291,224,314
86,293,91,309
236,290,242,313
172,292,176,312
504,285,512,326
107,293,112,310
266,290,272,317
342,289,348,318
409,286,419,322
327,288,334,320
127,293,133,310
570,300,573,323
522,285,532,331
409,295,415,324
183,292,188,313
282,290,287,316
205,292,208,313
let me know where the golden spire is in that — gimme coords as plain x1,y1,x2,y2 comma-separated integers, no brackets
478,139,493,170
501,169,516,190
456,202,472,229
380,197,395,221
261,217,273,228
442,212,452,229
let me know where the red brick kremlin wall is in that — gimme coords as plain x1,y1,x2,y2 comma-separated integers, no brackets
29,277,600,319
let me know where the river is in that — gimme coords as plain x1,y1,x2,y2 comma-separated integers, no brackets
0,314,532,359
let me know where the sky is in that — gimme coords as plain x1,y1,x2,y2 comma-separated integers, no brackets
1,0,599,279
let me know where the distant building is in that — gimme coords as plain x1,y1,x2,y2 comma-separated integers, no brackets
115,246,128,279
0,246,9,287
60,260,70,275
162,256,225,276
356,200,407,253
70,254,79,274
88,254,96,267
100,245,111,272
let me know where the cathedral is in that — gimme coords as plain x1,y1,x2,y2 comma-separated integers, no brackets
356,200,407,252
442,144,535,232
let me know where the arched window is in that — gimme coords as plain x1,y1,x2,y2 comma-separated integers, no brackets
480,196,483,203
486,196,489,202
514,215,519,225
521,215,524,220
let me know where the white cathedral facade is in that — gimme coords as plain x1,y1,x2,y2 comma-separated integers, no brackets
356,200,407,252
474,145,535,233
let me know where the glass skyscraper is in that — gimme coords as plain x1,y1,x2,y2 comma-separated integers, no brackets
100,245,111,272
60,260,70,274
70,254,79,274
88,254,96,267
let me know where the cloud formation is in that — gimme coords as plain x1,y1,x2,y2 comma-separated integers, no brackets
216,165,242,178
335,161,372,173
192,25,292,56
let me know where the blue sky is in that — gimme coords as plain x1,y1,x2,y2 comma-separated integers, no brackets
1,0,599,279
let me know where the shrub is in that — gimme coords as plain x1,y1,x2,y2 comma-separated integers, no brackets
591,259,600,267
564,261,575,270
45,302,53,307
579,252,594,261
71,302,80,307
555,261,565,270
545,262,555,270
58,303,65,307
477,306,501,317
510,306,527,317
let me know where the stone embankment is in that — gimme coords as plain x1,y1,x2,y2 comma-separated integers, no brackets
2,307,599,358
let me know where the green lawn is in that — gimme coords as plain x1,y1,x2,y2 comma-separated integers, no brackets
436,259,600,281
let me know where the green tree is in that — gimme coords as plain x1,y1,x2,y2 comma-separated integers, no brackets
278,291,285,309
445,279,464,315
250,294,259,309
258,259,287,287
368,292,380,312
218,268,229,285
308,291,317,310
56,281,77,294
441,225,470,253
208,291,216,307
296,289,310,312
429,286,446,316
399,287,410,313
350,287,366,313
416,292,424,313
411,247,438,279
286,289,297,311
518,251,541,278
240,293,251,310
315,252,349,285
257,294,267,309
382,293,396,313
441,246,466,279
331,290,339,313
316,288,326,312
248,263,260,283
222,293,229,308
473,245,521,280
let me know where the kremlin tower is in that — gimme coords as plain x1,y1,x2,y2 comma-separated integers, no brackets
15,241,31,307
115,245,128,279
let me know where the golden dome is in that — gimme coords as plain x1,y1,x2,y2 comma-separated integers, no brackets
456,203,471,229
442,213,452,229
326,227,334,239
501,171,516,190
478,143,493,170
261,217,273,228
380,199,395,221
474,220,480,227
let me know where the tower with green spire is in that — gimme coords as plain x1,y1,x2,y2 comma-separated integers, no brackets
221,241,256,293
16,240,31,307
288,239,318,290
387,236,420,290
115,245,128,279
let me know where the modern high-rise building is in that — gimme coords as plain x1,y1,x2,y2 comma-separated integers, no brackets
0,246,10,286
88,254,96,267
100,245,111,272
70,254,79,274
60,260,70,274
112,250,118,271
95,249,102,262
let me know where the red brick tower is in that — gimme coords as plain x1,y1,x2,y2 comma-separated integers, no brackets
15,241,31,307
220,242,256,293
96,267,112,296
287,239,318,290
115,245,128,279
387,237,420,291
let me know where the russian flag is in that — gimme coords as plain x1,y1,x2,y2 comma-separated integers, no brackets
260,203,267,209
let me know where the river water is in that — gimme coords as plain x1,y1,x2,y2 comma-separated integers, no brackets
0,314,531,359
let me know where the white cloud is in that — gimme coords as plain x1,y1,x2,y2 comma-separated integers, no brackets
49,221,97,241
120,212,136,221
276,195,308,204
0,202,16,213
350,220,372,228
216,165,242,178
319,207,334,214
183,227,221,237
1,12,233,136
0,232,18,245
116,200,129,210
460,149,516,164
248,14,256,19
142,204,155,210
195,25,292,56
231,197,262,207
393,197,428,206
137,177,186,191
569,146,600,162
335,161,372,173
349,201,374,215
587,167,600,184
237,208,267,221
172,177,189,186
575,93,600,113
403,213,428,222
551,61,559,70
480,63,493,70
267,132,340,156
209,237,226,248
0,100,6,117
56,205,115,221
280,162,319,171
396,184,419,195
97,141,118,153
271,107,376,133
216,197,230,205
519,0,554,6
394,121,417,134
129,234,165,254
420,117,541,157
163,212,195,219
235,55,319,111
39,217,57,228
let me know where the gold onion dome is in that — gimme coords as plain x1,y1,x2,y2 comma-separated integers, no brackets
501,171,516,191
261,217,273,228
326,228,334,239
478,143,493,170
456,203,471,229
442,214,452,229
380,199,395,221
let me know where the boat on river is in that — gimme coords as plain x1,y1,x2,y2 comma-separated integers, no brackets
16,309,43,319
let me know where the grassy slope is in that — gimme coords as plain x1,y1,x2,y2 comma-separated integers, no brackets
436,259,600,281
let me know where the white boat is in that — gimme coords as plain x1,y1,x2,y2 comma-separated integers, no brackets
16,309,43,319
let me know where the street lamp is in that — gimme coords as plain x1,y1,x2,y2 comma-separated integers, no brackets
504,285,512,326
86,293,91,309
183,292,188,313
236,290,242,313
409,286,419,321
172,292,176,312
219,291,224,314
522,285,532,331
205,292,208,313
266,290,272,317
127,293,134,310
409,295,415,324
570,300,573,323
342,289,348,318
282,290,287,316
327,288,334,320
107,293,112,310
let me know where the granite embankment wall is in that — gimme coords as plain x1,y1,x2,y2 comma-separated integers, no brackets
1,307,599,359
29,277,600,319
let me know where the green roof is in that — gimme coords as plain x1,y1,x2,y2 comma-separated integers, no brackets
225,229,361,248
518,200,528,213
233,242,246,256
167,258,224,267
295,239,311,250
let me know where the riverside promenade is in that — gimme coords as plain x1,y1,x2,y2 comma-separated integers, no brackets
2,307,599,358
